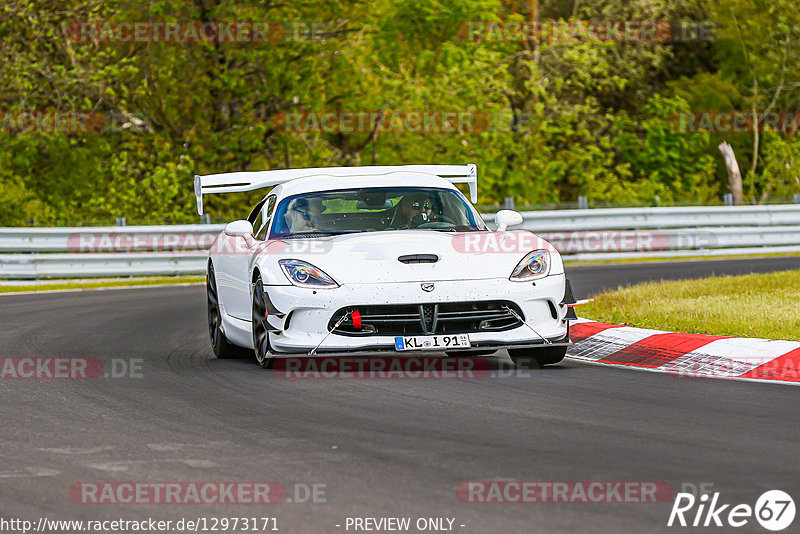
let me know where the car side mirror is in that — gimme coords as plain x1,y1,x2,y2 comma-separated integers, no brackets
224,220,254,237
495,210,523,231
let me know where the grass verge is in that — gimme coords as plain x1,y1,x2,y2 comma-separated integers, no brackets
0,276,204,293
565,251,800,266
580,269,800,341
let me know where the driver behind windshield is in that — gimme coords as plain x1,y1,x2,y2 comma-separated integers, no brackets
393,193,432,229
285,197,325,233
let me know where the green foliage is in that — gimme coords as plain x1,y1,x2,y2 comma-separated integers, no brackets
0,177,53,226
758,133,800,199
615,95,718,203
0,0,797,225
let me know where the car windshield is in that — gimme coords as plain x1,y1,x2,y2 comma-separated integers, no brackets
270,187,488,238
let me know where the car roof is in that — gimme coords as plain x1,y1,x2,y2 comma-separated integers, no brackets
271,171,462,200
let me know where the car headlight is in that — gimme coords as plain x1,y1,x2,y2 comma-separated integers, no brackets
510,250,550,281
278,259,339,289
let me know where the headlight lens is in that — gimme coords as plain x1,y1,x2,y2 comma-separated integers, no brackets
278,259,339,288
510,250,550,281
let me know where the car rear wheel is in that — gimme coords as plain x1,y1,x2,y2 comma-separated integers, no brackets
207,264,245,359
252,275,276,369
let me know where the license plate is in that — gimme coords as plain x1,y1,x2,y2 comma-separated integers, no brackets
394,334,471,351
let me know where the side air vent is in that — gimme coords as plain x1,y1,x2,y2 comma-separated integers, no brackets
398,254,439,264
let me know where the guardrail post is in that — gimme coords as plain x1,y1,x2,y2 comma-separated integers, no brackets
116,217,126,226
723,193,733,206
503,197,515,210
794,194,800,204
201,213,210,224
578,196,588,209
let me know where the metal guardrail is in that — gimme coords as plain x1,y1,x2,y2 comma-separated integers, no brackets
564,245,800,262
539,226,800,252
0,252,207,279
484,204,800,231
0,225,224,253
2,204,800,279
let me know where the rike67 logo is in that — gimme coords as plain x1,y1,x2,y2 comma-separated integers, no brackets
668,489,795,531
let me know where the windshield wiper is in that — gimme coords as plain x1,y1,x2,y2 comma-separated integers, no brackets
282,230,360,238
420,226,476,232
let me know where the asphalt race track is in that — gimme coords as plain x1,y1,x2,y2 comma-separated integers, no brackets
2,258,799,533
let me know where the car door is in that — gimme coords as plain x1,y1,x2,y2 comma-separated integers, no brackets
254,195,277,241
217,196,274,320
247,194,277,284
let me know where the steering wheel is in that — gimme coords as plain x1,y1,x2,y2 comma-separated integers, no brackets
416,221,456,229
431,214,456,224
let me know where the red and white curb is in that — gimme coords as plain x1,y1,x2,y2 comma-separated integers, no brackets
568,319,800,385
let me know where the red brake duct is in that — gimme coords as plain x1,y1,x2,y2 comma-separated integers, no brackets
351,310,362,329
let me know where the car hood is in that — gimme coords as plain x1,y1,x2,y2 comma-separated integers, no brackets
265,230,561,284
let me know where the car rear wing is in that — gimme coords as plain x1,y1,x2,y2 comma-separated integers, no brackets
193,164,477,215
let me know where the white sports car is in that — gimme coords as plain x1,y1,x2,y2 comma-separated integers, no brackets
195,164,576,368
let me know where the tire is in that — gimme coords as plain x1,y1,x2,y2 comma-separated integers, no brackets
252,275,276,369
508,328,570,368
445,349,497,357
508,345,568,368
207,264,247,359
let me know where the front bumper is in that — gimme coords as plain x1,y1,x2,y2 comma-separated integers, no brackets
265,275,569,354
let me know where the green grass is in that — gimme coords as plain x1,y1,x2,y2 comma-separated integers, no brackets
581,269,800,341
0,276,204,293
565,251,800,266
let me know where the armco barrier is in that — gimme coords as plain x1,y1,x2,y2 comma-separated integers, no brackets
0,252,207,279
0,225,225,253
484,204,800,231
2,204,800,279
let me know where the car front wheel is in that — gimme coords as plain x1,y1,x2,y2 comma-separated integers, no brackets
252,275,276,369
508,329,569,368
508,345,567,368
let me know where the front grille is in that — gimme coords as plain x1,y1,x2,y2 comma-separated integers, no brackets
421,304,435,332
328,301,524,336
